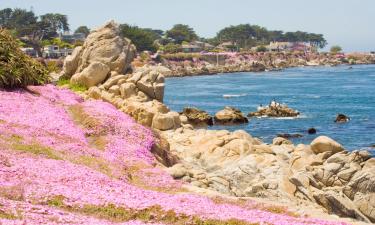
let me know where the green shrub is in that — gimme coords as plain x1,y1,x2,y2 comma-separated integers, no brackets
0,210,19,220
330,45,342,54
0,29,50,88
11,142,62,160
57,77,87,92
162,43,181,53
256,46,267,52
46,60,60,73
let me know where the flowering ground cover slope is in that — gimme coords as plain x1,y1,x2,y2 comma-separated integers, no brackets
0,85,350,225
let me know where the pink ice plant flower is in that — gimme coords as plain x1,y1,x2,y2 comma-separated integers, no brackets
0,85,350,225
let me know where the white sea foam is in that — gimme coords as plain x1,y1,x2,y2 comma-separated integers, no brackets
273,117,298,120
222,94,247,98
256,114,308,120
306,95,321,99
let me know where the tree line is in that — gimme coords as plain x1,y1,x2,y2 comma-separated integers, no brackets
213,24,327,49
0,8,91,55
119,23,327,52
0,7,327,54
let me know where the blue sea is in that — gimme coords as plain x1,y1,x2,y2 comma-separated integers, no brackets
164,65,375,153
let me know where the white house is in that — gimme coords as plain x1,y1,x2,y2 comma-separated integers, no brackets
42,45,73,58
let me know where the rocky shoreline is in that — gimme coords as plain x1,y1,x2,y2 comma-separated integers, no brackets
58,21,375,224
134,51,375,78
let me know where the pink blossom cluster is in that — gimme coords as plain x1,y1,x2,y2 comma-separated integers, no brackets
0,86,350,225
80,100,155,166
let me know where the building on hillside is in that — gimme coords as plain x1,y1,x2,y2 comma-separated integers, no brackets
42,45,73,59
21,48,38,57
59,32,86,44
291,42,313,52
181,43,203,53
267,42,293,51
192,41,215,50
216,41,237,51
266,41,314,52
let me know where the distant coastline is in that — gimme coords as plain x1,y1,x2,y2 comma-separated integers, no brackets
135,51,375,77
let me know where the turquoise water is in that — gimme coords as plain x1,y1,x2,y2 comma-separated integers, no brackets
164,65,375,153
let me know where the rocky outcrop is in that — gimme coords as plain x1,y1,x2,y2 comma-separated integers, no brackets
61,22,181,132
157,52,375,78
129,65,167,102
248,102,300,117
89,64,179,131
181,107,213,127
214,107,248,125
61,21,136,87
310,136,344,155
162,127,375,223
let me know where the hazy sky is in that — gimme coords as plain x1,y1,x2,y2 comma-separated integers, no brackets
1,0,374,52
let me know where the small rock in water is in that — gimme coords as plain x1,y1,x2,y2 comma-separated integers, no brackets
214,106,248,125
248,100,299,118
181,107,213,126
335,114,350,123
308,128,317,134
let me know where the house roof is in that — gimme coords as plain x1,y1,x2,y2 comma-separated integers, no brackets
181,44,202,49
219,41,235,47
269,42,293,49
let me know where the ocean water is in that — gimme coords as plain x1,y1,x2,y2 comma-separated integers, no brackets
164,65,375,153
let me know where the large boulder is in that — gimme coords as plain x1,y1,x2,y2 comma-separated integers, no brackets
71,62,110,87
62,21,136,84
313,190,370,222
119,83,137,99
121,100,169,127
77,21,136,74
152,112,181,131
214,107,248,125
345,169,375,222
273,137,293,145
62,46,83,77
181,107,213,126
310,136,344,155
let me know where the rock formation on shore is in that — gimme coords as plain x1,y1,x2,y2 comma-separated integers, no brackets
59,21,375,224
157,52,375,78
163,129,375,223
181,107,213,126
214,107,249,125
62,21,136,87
60,21,183,132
